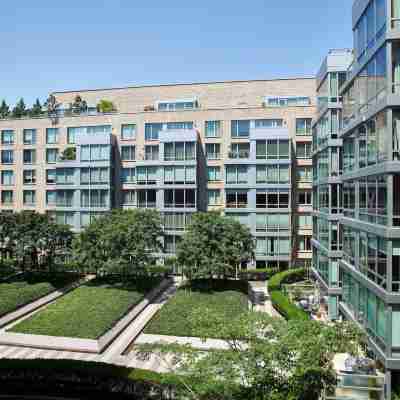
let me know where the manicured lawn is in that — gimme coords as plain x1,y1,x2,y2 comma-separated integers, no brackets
144,280,248,338
9,276,162,339
0,273,79,318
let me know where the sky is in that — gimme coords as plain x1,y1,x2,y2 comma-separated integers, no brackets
1,0,353,106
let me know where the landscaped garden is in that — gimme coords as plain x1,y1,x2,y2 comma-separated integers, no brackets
9,276,163,339
144,279,249,338
0,273,79,318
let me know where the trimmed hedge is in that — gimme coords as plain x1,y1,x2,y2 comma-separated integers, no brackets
268,268,309,321
0,358,179,399
239,268,279,281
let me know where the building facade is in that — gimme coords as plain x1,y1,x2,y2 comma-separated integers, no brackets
0,79,315,268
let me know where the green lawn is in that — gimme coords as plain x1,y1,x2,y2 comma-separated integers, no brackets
9,276,162,339
0,273,78,318
144,280,248,338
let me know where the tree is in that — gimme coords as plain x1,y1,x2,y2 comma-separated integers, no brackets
73,209,163,278
30,98,43,117
71,95,87,114
11,98,28,118
97,99,115,113
0,100,10,119
176,212,254,281
140,313,365,400
59,147,76,161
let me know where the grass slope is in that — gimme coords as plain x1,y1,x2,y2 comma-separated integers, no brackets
145,279,248,338
10,277,162,339
0,273,78,318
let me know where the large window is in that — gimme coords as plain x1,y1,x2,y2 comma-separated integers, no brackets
145,145,159,160
1,150,13,164
256,237,290,256
46,169,56,184
46,128,59,144
164,166,195,184
57,190,74,207
121,124,136,140
296,142,312,159
121,145,135,161
46,148,59,163
158,101,197,111
1,191,13,205
256,165,289,184
145,123,163,140
23,190,36,206
297,167,312,182
205,121,221,137
298,190,312,205
122,168,135,183
207,189,221,206
1,170,14,185
226,191,248,208
56,168,74,185
46,191,57,206
226,166,248,184
207,166,221,182
164,189,196,208
23,170,36,185
256,214,290,232
81,190,108,207
80,167,109,184
123,190,136,205
56,212,74,226
206,143,221,160
80,144,110,161
296,118,312,135
137,189,157,208
229,143,250,159
1,130,14,145
231,120,250,138
163,213,192,231
137,166,158,184
67,125,111,144
164,142,195,161
23,149,36,164
256,191,289,208
23,129,36,145
256,139,289,159
254,119,283,128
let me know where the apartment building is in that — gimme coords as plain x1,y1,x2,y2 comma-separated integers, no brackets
312,49,353,320
0,79,315,268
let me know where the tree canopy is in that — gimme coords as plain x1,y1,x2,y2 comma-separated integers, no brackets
177,212,254,280
73,209,163,277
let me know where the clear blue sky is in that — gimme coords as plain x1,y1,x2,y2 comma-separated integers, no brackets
1,0,353,106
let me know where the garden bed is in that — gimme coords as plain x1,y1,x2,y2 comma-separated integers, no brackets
0,273,79,318
144,279,249,339
9,276,164,340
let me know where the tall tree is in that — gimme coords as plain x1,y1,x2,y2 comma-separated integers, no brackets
30,98,43,117
177,212,254,281
73,209,163,278
11,98,27,118
0,100,10,119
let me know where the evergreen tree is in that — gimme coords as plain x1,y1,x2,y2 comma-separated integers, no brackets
0,100,10,119
11,98,27,118
30,98,43,117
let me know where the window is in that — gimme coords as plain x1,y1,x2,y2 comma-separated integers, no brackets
163,213,192,231
254,119,283,128
164,142,195,161
1,130,14,145
145,123,163,140
56,168,74,184
1,150,13,164
297,167,312,182
80,144,110,161
207,190,221,206
46,148,59,163
145,145,159,160
226,166,248,184
46,191,57,206
256,214,290,232
121,145,135,161
158,100,197,111
166,122,193,130
256,237,291,256
296,143,312,159
164,166,195,184
123,190,136,205
299,214,312,228
265,96,310,107
256,139,289,159
298,190,312,205
81,190,108,207
67,125,111,144
122,168,135,183
136,166,158,184
207,166,221,182
296,118,312,135
1,190,13,205
57,190,74,207
298,236,312,251
23,149,36,164
80,212,103,227
121,124,136,140
56,212,74,226
205,121,221,137
256,191,289,208
206,143,221,160
229,143,250,159
226,191,248,208
231,120,250,137
46,128,59,144
1,171,14,185
80,167,109,184
23,170,36,185
164,189,196,208
137,189,157,208
46,169,56,184
256,165,289,184
23,190,36,206
23,129,36,145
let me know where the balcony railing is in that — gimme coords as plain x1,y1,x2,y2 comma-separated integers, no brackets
228,151,250,159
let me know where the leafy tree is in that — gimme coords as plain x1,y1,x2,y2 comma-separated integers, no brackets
0,100,10,119
60,147,76,161
140,313,365,400
177,212,254,281
73,209,163,278
97,99,115,113
30,98,43,117
11,98,28,118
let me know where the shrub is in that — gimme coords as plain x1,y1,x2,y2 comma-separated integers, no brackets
268,268,309,321
97,99,115,113
239,267,279,281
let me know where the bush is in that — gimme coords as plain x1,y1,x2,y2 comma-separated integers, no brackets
145,265,171,277
97,99,115,113
239,268,279,281
268,268,309,321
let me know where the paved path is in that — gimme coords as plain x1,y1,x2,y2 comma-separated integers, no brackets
0,277,182,373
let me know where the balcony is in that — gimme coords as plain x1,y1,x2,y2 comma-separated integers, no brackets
228,150,250,159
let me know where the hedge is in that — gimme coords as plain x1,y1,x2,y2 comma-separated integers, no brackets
0,358,179,399
239,267,279,281
268,268,309,321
